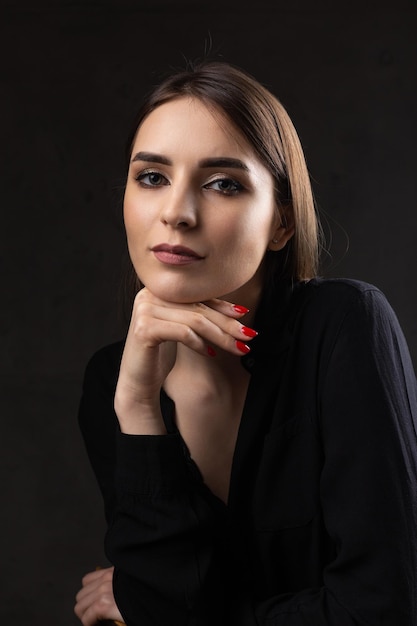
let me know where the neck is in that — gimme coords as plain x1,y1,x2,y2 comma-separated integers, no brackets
163,310,255,399
175,341,246,384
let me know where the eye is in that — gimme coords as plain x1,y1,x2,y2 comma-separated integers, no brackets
204,177,244,195
134,170,169,188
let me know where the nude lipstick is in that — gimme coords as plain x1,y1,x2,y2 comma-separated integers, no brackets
151,244,204,266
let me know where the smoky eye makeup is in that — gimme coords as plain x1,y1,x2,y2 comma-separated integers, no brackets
133,168,170,187
203,175,246,195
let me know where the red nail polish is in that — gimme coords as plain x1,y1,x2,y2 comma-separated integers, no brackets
236,340,251,354
241,326,258,338
207,346,216,357
233,304,250,314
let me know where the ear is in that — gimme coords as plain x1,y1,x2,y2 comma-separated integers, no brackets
268,204,295,251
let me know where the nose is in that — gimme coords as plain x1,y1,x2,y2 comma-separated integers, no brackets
160,185,198,229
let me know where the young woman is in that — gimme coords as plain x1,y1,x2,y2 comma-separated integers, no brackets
74,61,417,625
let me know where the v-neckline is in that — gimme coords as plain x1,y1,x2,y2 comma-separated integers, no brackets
158,279,298,508
159,377,251,509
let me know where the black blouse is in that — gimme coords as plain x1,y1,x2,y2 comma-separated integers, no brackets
78,278,417,625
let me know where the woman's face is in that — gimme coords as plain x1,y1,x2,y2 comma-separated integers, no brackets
124,97,291,305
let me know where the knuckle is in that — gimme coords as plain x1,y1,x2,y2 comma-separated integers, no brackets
97,597,110,611
181,325,196,343
98,594,116,616
234,319,244,335
133,293,151,317
133,292,143,309
191,311,206,330
98,581,111,596
135,300,153,318
134,288,148,303
132,310,156,340
133,315,150,337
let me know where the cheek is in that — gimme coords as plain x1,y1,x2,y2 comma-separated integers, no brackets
123,196,147,242
123,192,134,231
225,205,275,254
210,212,272,278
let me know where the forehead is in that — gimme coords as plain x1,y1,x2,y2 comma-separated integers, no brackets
133,97,255,157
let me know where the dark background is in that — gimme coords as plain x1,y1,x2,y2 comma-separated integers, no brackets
1,0,416,623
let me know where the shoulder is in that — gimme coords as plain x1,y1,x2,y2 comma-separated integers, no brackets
252,278,398,359
292,278,414,376
285,277,407,360
294,277,396,325
301,276,386,305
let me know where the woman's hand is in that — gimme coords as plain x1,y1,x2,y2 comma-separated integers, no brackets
114,288,256,434
74,566,124,626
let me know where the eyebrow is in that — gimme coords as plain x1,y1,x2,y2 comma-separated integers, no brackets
131,151,171,165
199,157,249,172
131,151,249,172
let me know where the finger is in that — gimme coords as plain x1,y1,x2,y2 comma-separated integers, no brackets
74,578,121,625
128,316,213,357
75,579,105,610
75,598,121,625
76,598,122,626
78,596,124,626
134,306,255,357
75,568,114,604
201,298,251,319
81,566,114,586
138,288,250,319
191,301,258,339
138,302,258,350
136,292,257,339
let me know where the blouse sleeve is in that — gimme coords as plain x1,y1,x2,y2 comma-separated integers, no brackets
103,287,417,626
78,343,123,524
106,432,226,625
251,287,417,626
314,287,417,624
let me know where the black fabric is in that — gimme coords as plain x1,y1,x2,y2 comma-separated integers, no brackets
78,278,417,625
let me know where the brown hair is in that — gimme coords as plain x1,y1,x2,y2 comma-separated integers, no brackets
124,60,320,298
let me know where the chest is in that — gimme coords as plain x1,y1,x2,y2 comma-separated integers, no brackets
164,374,250,504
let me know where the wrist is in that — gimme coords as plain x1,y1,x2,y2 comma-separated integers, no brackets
114,387,166,435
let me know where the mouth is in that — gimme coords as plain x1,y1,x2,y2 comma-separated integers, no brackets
151,244,204,266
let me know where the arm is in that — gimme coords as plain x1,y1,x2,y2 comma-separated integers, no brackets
106,287,417,625
78,341,123,524
316,288,417,624
106,432,221,625
103,288,256,624
254,287,417,625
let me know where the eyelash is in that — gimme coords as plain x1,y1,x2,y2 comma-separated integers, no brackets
134,170,168,187
133,170,245,196
203,177,244,195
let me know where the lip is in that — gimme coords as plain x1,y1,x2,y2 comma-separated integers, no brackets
151,243,204,266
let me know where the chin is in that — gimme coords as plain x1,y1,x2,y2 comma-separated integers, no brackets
142,276,237,304
141,281,208,304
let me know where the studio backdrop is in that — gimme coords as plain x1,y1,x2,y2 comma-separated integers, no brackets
1,1,416,623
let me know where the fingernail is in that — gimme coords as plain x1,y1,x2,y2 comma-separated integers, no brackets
236,340,251,354
233,304,250,314
207,346,216,357
241,326,258,338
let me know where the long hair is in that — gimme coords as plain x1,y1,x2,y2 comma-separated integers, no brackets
124,60,321,301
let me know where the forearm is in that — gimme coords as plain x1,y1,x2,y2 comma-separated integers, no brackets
114,381,166,435
105,431,219,625
105,432,386,626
